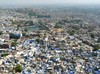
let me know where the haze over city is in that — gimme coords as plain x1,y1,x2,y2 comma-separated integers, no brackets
0,0,100,5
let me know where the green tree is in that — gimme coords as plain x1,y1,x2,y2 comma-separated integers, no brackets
24,29,28,32
15,64,23,73
90,33,95,38
11,41,17,47
54,24,62,28
35,38,43,44
93,44,100,51
9,33,20,39
68,30,75,35
22,33,26,37
0,31,3,35
98,37,100,43
1,53,9,57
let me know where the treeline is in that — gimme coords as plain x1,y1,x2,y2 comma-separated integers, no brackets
12,20,34,27
28,11,51,18
56,19,82,25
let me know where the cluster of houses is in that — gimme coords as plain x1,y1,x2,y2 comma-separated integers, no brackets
0,26,99,74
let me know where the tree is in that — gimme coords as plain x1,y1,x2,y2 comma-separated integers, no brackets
98,37,100,43
54,24,62,28
24,29,28,32
68,30,75,35
9,33,20,39
22,33,26,37
35,38,43,44
11,41,17,47
90,33,95,38
1,53,9,57
15,64,23,73
0,31,3,35
93,44,100,51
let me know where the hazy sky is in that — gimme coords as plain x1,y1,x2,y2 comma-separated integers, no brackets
0,0,100,5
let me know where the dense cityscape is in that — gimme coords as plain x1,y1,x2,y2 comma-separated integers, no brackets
0,5,100,74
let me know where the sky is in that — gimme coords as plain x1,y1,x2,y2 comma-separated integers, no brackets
0,0,100,5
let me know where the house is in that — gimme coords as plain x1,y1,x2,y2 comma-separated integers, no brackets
68,36,75,40
0,38,5,42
